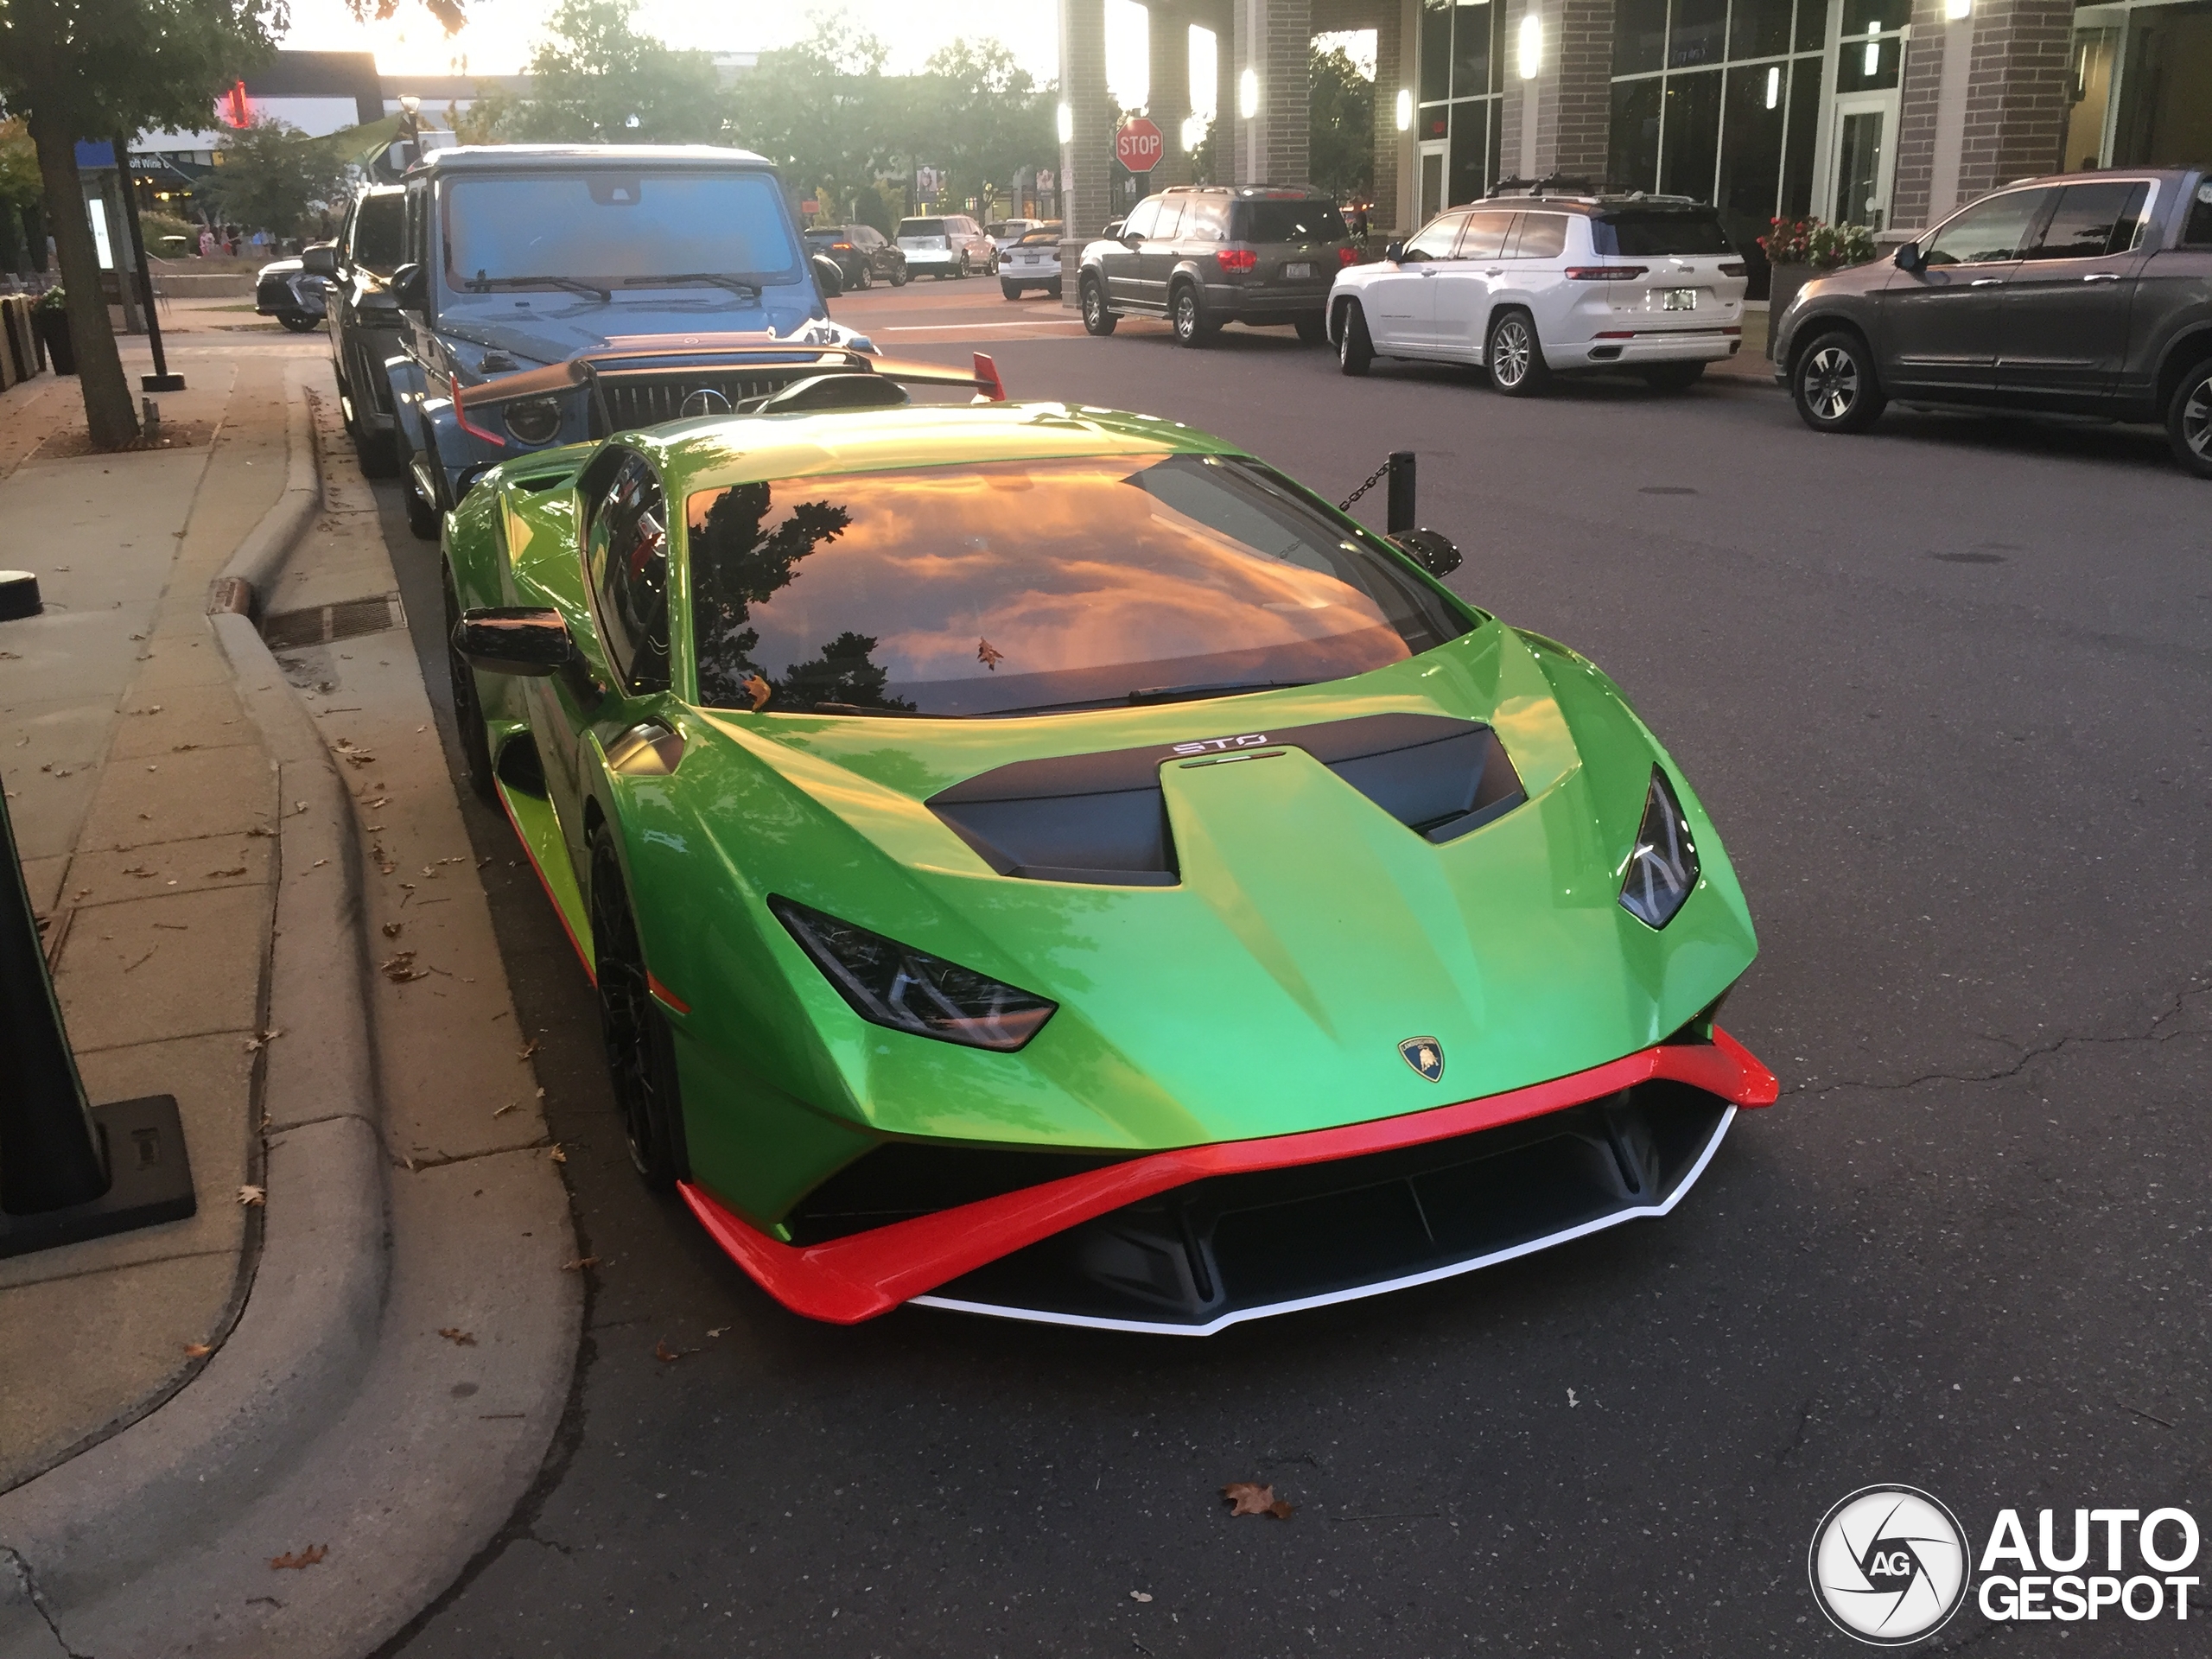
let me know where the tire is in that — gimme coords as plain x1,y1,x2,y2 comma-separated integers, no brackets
1337,301,1374,377
957,254,971,278
402,438,441,542
442,563,496,802
1048,281,1062,300
279,312,321,334
1081,276,1117,335
2164,357,2212,479
1170,283,1216,347
1294,314,1328,346
1791,329,1887,434
356,426,398,479
589,830,690,1192
889,262,909,287
1640,361,1707,392
852,261,871,290
1001,281,1022,301
1486,309,1550,397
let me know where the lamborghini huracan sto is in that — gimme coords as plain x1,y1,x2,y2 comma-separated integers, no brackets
442,355,1776,1335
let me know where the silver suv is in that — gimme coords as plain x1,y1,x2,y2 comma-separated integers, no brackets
1078,185,1356,346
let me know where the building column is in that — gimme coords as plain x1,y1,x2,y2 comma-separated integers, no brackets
1892,0,2071,232
1370,0,1406,233
1059,0,1115,300
1232,0,1313,186
1502,0,1611,185
1148,7,1195,189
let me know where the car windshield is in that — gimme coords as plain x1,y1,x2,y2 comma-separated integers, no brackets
1236,200,1348,242
441,170,802,292
353,193,404,272
1592,210,1734,256
684,454,1470,717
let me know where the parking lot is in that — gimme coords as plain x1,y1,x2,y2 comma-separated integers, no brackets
379,272,2211,1657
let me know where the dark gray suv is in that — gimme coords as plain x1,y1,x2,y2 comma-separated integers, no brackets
1078,186,1355,346
1770,167,2212,476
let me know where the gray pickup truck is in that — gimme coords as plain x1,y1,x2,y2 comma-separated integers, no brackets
1771,167,2212,477
367,143,870,538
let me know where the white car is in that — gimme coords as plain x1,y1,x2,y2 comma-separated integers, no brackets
1327,192,1748,393
896,214,996,279
986,218,1046,254
998,223,1064,299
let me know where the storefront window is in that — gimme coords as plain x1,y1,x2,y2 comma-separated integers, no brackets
1454,0,1497,96
2108,0,2212,168
1421,0,1452,103
1428,0,1505,207
1671,0,1732,67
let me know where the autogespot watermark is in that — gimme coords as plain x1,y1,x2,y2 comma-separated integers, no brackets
1808,1486,2201,1643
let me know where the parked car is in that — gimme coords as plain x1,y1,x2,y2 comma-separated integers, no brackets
896,214,995,279
255,245,334,332
1771,166,2212,477
327,185,407,470
999,223,1064,300
1078,185,1357,346
804,224,908,290
374,143,862,541
1327,189,1748,393
985,218,1045,255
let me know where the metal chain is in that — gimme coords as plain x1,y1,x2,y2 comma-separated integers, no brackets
1338,460,1392,512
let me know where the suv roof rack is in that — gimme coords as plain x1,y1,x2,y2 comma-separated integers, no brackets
1489,175,1603,200
1165,181,1323,197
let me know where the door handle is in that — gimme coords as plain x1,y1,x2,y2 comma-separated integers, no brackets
2082,272,2122,283
1969,278,2003,287
1418,267,1438,276
1485,268,1503,276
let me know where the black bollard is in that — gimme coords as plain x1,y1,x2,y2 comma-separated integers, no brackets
1386,450,1416,533
0,785,195,1256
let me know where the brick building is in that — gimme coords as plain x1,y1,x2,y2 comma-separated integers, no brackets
1058,0,2211,291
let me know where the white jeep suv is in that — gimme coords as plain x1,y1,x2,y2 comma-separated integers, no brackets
1327,192,1748,393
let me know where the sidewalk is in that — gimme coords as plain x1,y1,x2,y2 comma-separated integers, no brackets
1,336,578,1657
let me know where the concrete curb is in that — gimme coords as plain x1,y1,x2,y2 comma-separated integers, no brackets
0,365,389,1655
209,359,321,616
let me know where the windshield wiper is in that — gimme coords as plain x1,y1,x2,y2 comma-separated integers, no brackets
466,272,611,302
625,272,764,299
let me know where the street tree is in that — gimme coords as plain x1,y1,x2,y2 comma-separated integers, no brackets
201,116,350,239
730,11,891,220
0,118,41,270
915,39,1054,216
1308,43,1374,202
0,0,284,448
510,0,723,143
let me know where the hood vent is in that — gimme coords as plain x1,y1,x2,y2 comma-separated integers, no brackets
927,713,1525,887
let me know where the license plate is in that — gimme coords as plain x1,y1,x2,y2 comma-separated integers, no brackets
1283,262,1313,280
1662,288,1698,310
1022,254,1041,264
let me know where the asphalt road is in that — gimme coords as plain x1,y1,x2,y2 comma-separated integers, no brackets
373,277,2212,1657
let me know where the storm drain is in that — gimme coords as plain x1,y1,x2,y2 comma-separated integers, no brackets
262,593,406,651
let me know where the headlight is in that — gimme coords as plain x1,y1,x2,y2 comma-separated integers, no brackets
503,397,563,445
1618,767,1699,930
769,897,1056,1052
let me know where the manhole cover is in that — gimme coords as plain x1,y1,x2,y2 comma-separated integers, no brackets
263,593,406,650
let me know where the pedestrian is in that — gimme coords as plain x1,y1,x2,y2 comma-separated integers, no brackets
198,226,213,257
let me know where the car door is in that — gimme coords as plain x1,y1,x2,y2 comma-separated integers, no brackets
1102,197,1158,307
1996,179,2153,408
1135,195,1185,312
1429,210,1516,362
1878,187,2055,398
1364,212,1467,351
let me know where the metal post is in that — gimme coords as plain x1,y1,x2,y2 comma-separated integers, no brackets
116,133,184,392
0,784,196,1256
1386,450,1416,533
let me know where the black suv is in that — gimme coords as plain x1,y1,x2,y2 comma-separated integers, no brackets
805,225,908,290
1078,185,1355,346
1771,167,2212,476
327,185,407,470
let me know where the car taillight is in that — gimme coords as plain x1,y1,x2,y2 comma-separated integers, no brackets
1338,246,1357,265
1564,266,1649,280
1216,249,1257,273
1719,260,1746,277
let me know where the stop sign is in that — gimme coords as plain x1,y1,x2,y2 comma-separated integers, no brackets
1116,118,1164,173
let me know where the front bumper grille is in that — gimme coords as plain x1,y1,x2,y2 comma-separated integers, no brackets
595,372,793,432
914,1080,1734,1332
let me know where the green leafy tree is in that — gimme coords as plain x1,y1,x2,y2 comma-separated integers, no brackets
0,118,41,270
0,0,285,447
913,39,1054,213
202,116,350,238
1308,43,1373,202
507,0,724,143
730,10,892,220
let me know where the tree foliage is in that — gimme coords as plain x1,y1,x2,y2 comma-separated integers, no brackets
1308,43,1374,201
512,0,724,143
728,10,892,220
915,39,1054,216
202,116,350,236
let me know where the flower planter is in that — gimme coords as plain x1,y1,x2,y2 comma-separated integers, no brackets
1766,263,1815,319
33,308,73,376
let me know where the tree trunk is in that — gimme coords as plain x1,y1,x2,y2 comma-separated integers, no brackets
28,112,137,449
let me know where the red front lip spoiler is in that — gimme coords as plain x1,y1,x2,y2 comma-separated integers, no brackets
678,1027,1777,1325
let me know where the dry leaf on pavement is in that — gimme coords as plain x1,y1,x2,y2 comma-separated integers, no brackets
182,1342,213,1357
244,1028,283,1052
562,1256,598,1272
1221,1482,1294,1520
547,1144,567,1164
236,1185,266,1206
269,1545,327,1570
381,921,403,938
517,1038,540,1061
653,1339,693,1363
380,951,427,983
438,1327,477,1346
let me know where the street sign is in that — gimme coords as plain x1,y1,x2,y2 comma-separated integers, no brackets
1116,118,1164,174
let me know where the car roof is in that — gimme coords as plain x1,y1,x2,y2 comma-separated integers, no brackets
411,143,772,174
1993,166,2200,188
1161,183,1332,200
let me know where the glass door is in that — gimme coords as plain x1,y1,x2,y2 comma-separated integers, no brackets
1828,93,1897,230
1419,142,1448,225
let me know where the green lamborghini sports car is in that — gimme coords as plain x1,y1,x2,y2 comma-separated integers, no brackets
442,354,1776,1335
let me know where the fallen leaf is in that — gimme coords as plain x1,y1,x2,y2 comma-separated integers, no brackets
244,1027,283,1052
237,1185,266,1206
182,1342,213,1357
491,1100,518,1117
248,824,276,837
1221,1482,1294,1520
653,1338,691,1363
381,921,403,939
171,742,200,752
268,1545,327,1571
380,951,426,982
438,1327,477,1346
1129,1590,1154,1603
707,1325,730,1338
207,866,247,877
517,1039,540,1062
547,1144,567,1164
561,1255,598,1272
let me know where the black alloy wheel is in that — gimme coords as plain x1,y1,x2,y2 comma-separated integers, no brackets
442,563,496,801
889,259,908,287
1337,302,1374,376
279,312,322,334
590,830,690,1192
1641,361,1707,392
1081,276,1118,335
851,260,870,290
1791,330,1887,434
2165,359,2212,480
1486,309,1549,397
957,253,971,278
1170,283,1214,347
